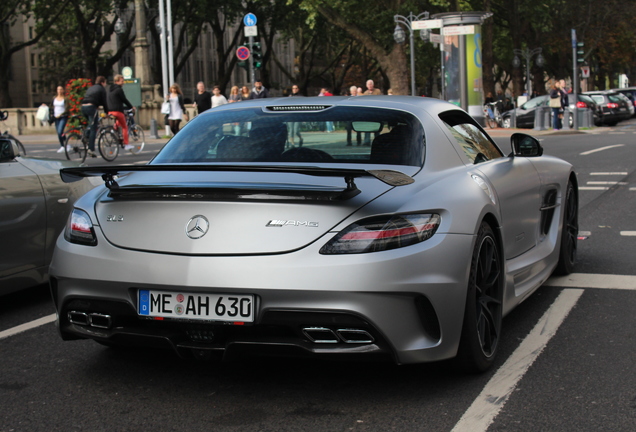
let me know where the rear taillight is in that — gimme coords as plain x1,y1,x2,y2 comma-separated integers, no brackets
607,102,619,109
576,101,586,108
320,213,440,254
64,209,98,246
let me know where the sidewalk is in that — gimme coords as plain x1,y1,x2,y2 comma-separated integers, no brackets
15,133,170,146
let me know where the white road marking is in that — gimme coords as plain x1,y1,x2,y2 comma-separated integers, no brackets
452,289,584,432
590,172,628,176
586,181,627,185
578,231,592,236
580,144,625,155
579,186,609,190
546,273,636,290
620,231,636,237
0,313,56,341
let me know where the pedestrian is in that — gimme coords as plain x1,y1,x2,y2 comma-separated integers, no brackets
53,85,70,153
249,81,270,99
288,84,303,146
240,86,251,101
80,76,108,157
228,86,241,103
165,83,186,136
346,85,361,146
484,92,495,104
318,88,334,132
107,74,135,150
363,79,382,95
211,85,228,108
193,81,212,115
549,81,563,130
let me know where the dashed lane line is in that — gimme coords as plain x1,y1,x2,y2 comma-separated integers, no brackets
580,144,625,155
0,313,56,341
452,289,585,432
546,273,636,290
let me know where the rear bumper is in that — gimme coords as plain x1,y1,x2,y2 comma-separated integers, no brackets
50,231,475,364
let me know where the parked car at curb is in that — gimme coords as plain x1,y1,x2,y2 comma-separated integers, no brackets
0,138,97,294
583,90,632,125
50,96,578,372
501,94,600,128
612,87,636,117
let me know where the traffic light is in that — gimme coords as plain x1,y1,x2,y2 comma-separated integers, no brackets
238,61,248,71
577,42,585,63
251,42,263,69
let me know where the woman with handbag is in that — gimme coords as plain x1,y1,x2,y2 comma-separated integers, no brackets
549,81,563,130
166,83,186,135
52,86,70,153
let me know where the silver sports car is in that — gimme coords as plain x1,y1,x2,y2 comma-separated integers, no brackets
1,138,95,294
51,96,578,372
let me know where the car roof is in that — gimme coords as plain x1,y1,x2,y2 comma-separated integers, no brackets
208,95,467,120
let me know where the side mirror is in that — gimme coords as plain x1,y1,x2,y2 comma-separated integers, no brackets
0,138,17,162
511,133,543,157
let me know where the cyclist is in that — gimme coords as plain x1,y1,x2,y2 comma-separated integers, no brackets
107,74,134,151
81,76,108,157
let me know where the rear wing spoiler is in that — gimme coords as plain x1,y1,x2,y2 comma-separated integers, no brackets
60,165,414,201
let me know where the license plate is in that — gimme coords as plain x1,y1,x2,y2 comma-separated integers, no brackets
138,290,254,322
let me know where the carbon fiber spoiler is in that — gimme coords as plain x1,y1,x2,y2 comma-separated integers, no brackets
60,165,414,190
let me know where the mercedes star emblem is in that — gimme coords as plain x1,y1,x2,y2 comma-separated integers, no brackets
185,215,210,239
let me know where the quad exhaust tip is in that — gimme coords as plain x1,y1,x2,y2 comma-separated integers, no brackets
302,327,374,344
68,311,112,329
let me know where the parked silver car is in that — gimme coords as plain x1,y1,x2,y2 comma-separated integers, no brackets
51,97,578,372
0,138,96,294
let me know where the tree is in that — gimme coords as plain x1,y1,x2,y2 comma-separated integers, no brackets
37,0,136,88
0,0,71,107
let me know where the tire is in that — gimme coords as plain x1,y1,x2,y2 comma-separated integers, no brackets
568,113,574,129
554,181,578,275
98,127,120,162
128,125,145,154
486,117,497,129
65,132,87,163
456,222,503,373
502,117,512,129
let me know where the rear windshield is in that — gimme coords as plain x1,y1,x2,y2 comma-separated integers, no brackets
152,106,424,166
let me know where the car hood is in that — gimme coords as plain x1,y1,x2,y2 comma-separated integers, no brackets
70,166,412,255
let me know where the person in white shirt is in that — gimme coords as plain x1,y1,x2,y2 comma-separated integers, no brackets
211,86,228,108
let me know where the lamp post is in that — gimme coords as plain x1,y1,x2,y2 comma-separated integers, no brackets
513,47,544,97
393,11,430,96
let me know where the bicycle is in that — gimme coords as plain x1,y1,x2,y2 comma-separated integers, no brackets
64,114,91,162
484,102,503,129
97,109,145,162
0,110,27,155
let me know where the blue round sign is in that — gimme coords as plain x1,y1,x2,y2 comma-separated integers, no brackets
244,13,257,27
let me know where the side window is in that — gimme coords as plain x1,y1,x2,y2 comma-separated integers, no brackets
439,111,503,164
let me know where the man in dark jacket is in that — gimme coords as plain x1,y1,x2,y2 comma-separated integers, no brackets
107,74,134,150
81,76,108,157
249,81,269,99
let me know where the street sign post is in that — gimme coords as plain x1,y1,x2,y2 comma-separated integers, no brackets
244,13,257,83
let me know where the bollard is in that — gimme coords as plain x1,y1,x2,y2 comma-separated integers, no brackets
150,118,159,139
562,108,571,130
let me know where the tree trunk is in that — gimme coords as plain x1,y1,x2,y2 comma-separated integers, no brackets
315,5,409,95
482,0,495,98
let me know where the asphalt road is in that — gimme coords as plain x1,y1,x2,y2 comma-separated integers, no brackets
1,121,635,431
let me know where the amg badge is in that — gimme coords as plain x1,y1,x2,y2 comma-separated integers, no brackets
266,220,319,228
